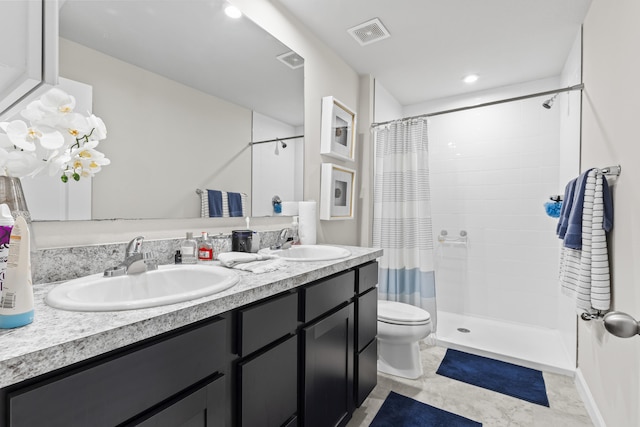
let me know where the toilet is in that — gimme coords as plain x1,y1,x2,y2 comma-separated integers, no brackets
377,300,432,379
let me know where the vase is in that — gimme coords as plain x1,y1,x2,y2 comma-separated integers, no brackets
0,177,31,223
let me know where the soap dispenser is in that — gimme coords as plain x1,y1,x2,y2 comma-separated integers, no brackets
291,216,300,245
180,232,198,264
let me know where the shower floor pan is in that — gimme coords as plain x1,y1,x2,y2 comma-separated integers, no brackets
435,311,575,376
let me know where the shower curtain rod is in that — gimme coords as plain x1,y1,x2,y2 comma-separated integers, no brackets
248,134,304,146
371,83,585,128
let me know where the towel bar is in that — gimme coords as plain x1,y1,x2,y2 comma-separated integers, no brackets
598,165,621,176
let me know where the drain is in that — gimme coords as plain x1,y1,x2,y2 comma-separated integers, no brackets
457,328,471,333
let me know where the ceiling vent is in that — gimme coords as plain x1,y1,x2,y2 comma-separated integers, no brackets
277,51,304,69
347,18,390,46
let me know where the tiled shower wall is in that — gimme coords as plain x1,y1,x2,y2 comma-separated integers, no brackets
428,97,562,329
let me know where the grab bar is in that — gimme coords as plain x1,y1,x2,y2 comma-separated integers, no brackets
438,230,468,244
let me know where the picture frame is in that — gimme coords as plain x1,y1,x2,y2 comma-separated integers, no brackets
320,163,356,220
320,96,356,162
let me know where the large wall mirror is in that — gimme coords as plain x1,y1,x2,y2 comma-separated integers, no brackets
17,0,304,221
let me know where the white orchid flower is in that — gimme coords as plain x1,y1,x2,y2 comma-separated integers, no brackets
87,114,107,140
66,140,110,179
0,87,108,181
0,148,41,178
0,120,65,151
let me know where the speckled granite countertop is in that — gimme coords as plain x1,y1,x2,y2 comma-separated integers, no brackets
0,245,381,389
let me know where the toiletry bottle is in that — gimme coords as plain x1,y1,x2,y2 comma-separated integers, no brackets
291,216,300,245
0,216,34,329
174,250,182,264
0,204,14,298
198,231,213,262
180,232,198,264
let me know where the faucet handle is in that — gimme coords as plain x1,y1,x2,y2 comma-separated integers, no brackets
126,236,145,257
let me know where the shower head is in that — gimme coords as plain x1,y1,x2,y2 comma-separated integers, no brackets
274,140,287,155
542,93,559,109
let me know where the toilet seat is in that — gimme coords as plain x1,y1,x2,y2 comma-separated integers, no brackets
378,300,431,326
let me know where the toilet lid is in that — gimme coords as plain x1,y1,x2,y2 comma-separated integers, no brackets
378,300,431,325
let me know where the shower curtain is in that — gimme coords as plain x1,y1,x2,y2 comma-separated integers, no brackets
372,118,437,329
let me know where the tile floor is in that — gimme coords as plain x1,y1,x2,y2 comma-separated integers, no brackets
347,343,594,427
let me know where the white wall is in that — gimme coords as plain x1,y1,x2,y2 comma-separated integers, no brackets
231,0,361,246
373,80,403,123
59,38,252,220
251,112,303,216
580,1,640,425
427,89,562,329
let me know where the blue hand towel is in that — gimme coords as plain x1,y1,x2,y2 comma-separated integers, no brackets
207,190,223,217
228,192,243,217
556,178,577,237
563,169,594,249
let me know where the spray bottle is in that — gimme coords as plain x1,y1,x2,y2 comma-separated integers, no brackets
0,215,34,329
0,204,14,300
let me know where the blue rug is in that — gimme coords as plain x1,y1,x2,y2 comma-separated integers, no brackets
436,349,549,407
370,391,482,427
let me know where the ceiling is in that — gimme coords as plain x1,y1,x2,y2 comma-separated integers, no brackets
58,0,304,126
276,0,592,106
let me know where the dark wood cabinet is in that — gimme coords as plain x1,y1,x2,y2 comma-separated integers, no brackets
238,335,298,427
1,261,379,427
355,286,378,407
301,304,354,427
235,292,299,427
6,317,228,427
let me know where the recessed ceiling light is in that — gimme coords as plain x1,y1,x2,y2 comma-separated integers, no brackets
463,74,479,84
224,5,242,19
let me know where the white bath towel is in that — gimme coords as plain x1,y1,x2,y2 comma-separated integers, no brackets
559,170,610,312
217,252,287,273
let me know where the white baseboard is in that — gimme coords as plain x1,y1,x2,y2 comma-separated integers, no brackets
575,368,606,427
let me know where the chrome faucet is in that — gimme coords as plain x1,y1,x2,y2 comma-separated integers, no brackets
271,228,293,250
104,236,159,277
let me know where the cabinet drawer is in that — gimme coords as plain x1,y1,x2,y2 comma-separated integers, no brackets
237,291,298,356
302,270,355,323
133,373,226,427
8,317,227,427
356,261,378,294
357,287,378,352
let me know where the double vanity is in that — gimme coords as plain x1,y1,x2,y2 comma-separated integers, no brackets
0,244,381,427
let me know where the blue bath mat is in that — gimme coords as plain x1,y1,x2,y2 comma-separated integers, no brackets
370,391,482,427
436,349,549,407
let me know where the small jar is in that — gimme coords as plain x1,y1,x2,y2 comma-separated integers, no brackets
211,233,230,260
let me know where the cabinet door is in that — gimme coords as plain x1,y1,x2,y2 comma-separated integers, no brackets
238,335,298,427
302,304,354,427
355,339,377,408
133,374,226,427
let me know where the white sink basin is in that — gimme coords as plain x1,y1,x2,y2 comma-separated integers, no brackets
259,245,351,262
45,264,239,312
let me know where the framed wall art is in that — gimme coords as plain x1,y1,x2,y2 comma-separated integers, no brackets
320,163,356,220
320,96,356,162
